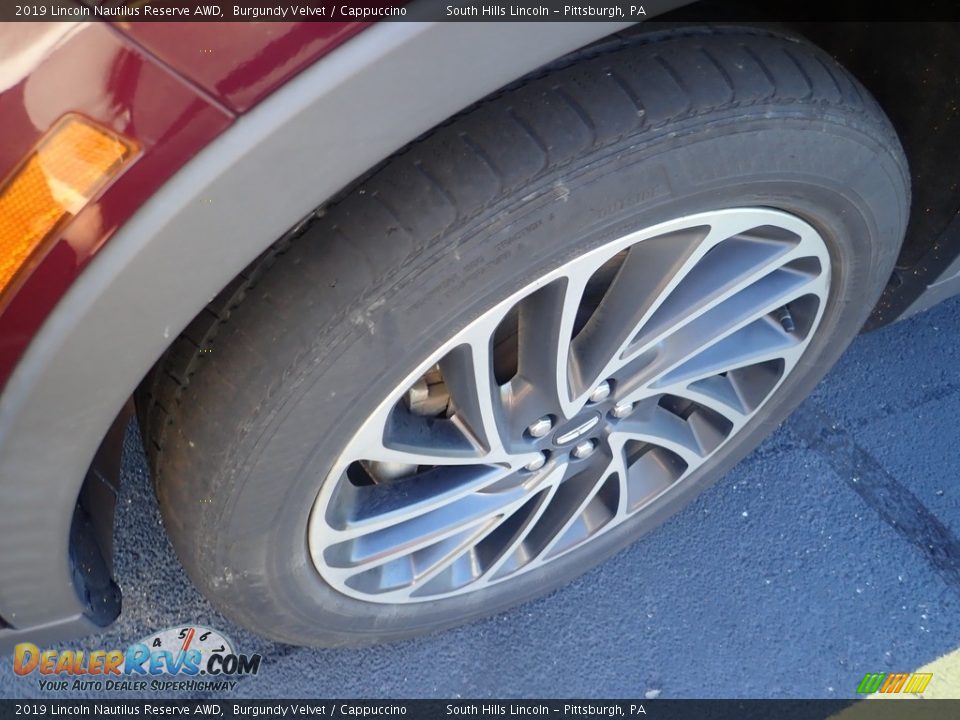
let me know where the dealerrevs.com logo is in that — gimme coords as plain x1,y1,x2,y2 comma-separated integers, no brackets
13,625,262,692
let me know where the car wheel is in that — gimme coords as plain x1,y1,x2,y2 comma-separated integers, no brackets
138,26,908,646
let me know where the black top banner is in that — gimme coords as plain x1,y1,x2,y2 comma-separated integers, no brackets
2,700,960,720
5,0,960,22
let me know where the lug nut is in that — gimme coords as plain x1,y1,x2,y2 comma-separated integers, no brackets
571,439,596,460
588,380,612,404
611,401,634,419
524,452,548,472
527,416,553,438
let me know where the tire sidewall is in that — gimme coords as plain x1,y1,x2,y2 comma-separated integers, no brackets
170,115,906,645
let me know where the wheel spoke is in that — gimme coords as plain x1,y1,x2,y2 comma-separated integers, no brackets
653,318,801,389
610,402,705,465
603,438,631,520
352,385,543,473
535,454,618,561
636,265,823,392
569,226,707,398
505,274,593,424
624,237,803,363
403,516,508,599
328,464,516,540
408,483,563,596
338,520,504,599
481,467,565,581
407,468,568,597
622,444,689,514
662,379,749,428
322,476,529,592
438,330,510,458
310,208,831,603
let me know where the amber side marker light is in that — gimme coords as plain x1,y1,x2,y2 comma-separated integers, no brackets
0,113,138,304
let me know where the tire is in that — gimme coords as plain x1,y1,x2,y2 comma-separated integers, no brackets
137,25,909,646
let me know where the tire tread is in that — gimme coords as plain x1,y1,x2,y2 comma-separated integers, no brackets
134,27,908,646
141,23,904,488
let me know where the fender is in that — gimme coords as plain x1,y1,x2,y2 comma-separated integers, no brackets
0,15,682,646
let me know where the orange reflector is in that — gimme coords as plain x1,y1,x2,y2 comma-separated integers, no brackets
0,114,138,301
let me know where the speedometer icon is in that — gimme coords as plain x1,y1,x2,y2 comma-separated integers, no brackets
129,625,236,674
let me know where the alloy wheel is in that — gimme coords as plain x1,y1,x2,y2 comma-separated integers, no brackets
308,208,831,603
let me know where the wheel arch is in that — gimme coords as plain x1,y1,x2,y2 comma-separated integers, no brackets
0,18,656,645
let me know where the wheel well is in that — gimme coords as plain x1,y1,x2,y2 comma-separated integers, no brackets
794,21,960,271
658,3,960,319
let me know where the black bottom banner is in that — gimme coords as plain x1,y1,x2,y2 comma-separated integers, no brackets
1,700,958,720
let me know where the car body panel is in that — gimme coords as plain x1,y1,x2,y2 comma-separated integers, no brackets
896,213,960,320
0,21,232,391
114,21,368,112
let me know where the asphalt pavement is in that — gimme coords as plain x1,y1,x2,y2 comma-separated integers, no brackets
4,295,960,700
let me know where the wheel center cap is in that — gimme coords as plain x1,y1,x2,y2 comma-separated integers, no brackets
553,412,602,446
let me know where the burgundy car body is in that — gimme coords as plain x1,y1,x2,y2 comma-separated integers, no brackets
0,21,365,392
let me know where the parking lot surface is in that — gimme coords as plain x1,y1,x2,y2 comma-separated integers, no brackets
4,296,960,700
